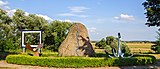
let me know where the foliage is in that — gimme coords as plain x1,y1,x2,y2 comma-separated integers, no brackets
95,38,107,49
142,0,160,27
0,9,72,52
41,53,58,57
44,20,72,51
6,55,156,68
0,9,15,52
151,32,160,53
106,36,115,46
95,36,131,54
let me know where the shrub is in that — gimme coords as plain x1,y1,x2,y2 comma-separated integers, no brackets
96,36,131,54
95,38,107,49
6,55,156,68
41,53,58,57
151,32,160,54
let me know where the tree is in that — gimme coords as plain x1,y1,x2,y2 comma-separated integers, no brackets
12,9,27,31
0,8,73,52
106,36,115,45
95,38,107,49
44,21,72,51
151,31,160,53
12,9,51,49
0,9,14,51
95,36,131,54
143,0,160,27
106,36,118,49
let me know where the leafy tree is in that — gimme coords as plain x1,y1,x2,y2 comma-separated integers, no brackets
0,8,72,52
121,42,130,54
12,9,50,49
151,31,160,53
44,20,72,51
106,36,118,49
143,0,160,53
95,36,130,54
12,9,28,31
95,38,107,49
106,36,115,45
143,0,160,27
0,9,14,51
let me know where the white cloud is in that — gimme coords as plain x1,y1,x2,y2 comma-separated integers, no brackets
0,0,53,22
0,0,7,6
36,14,53,21
25,12,29,16
0,0,10,10
6,9,53,21
6,9,16,16
56,19,82,23
88,27,97,33
57,19,73,22
114,14,135,21
68,6,89,13
6,9,29,16
58,6,89,18
6,10,53,21
63,19,72,22
58,13,76,17
58,13,88,18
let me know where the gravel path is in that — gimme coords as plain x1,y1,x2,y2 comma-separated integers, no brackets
0,60,159,69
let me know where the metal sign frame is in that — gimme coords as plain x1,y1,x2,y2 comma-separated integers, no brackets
21,30,42,47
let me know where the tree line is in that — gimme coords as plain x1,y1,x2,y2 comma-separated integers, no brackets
0,9,72,52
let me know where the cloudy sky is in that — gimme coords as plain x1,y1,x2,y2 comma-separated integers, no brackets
0,0,159,41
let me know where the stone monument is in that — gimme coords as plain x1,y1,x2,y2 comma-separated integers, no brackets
58,23,95,57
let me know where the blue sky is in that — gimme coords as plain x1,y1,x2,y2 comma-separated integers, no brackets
0,0,158,41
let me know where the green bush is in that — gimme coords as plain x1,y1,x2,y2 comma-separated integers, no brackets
95,36,131,54
41,53,58,57
6,55,156,68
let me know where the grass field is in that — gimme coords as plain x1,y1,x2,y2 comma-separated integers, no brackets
92,42,160,59
91,43,106,53
92,42,155,54
126,43,155,53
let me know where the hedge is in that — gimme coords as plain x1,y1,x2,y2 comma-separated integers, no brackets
6,55,156,68
41,53,58,57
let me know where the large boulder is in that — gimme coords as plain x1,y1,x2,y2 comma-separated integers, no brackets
58,23,95,57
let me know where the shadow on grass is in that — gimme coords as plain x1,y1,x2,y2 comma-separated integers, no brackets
94,53,109,57
0,51,19,60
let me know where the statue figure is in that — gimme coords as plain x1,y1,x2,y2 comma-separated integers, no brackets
25,43,43,57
